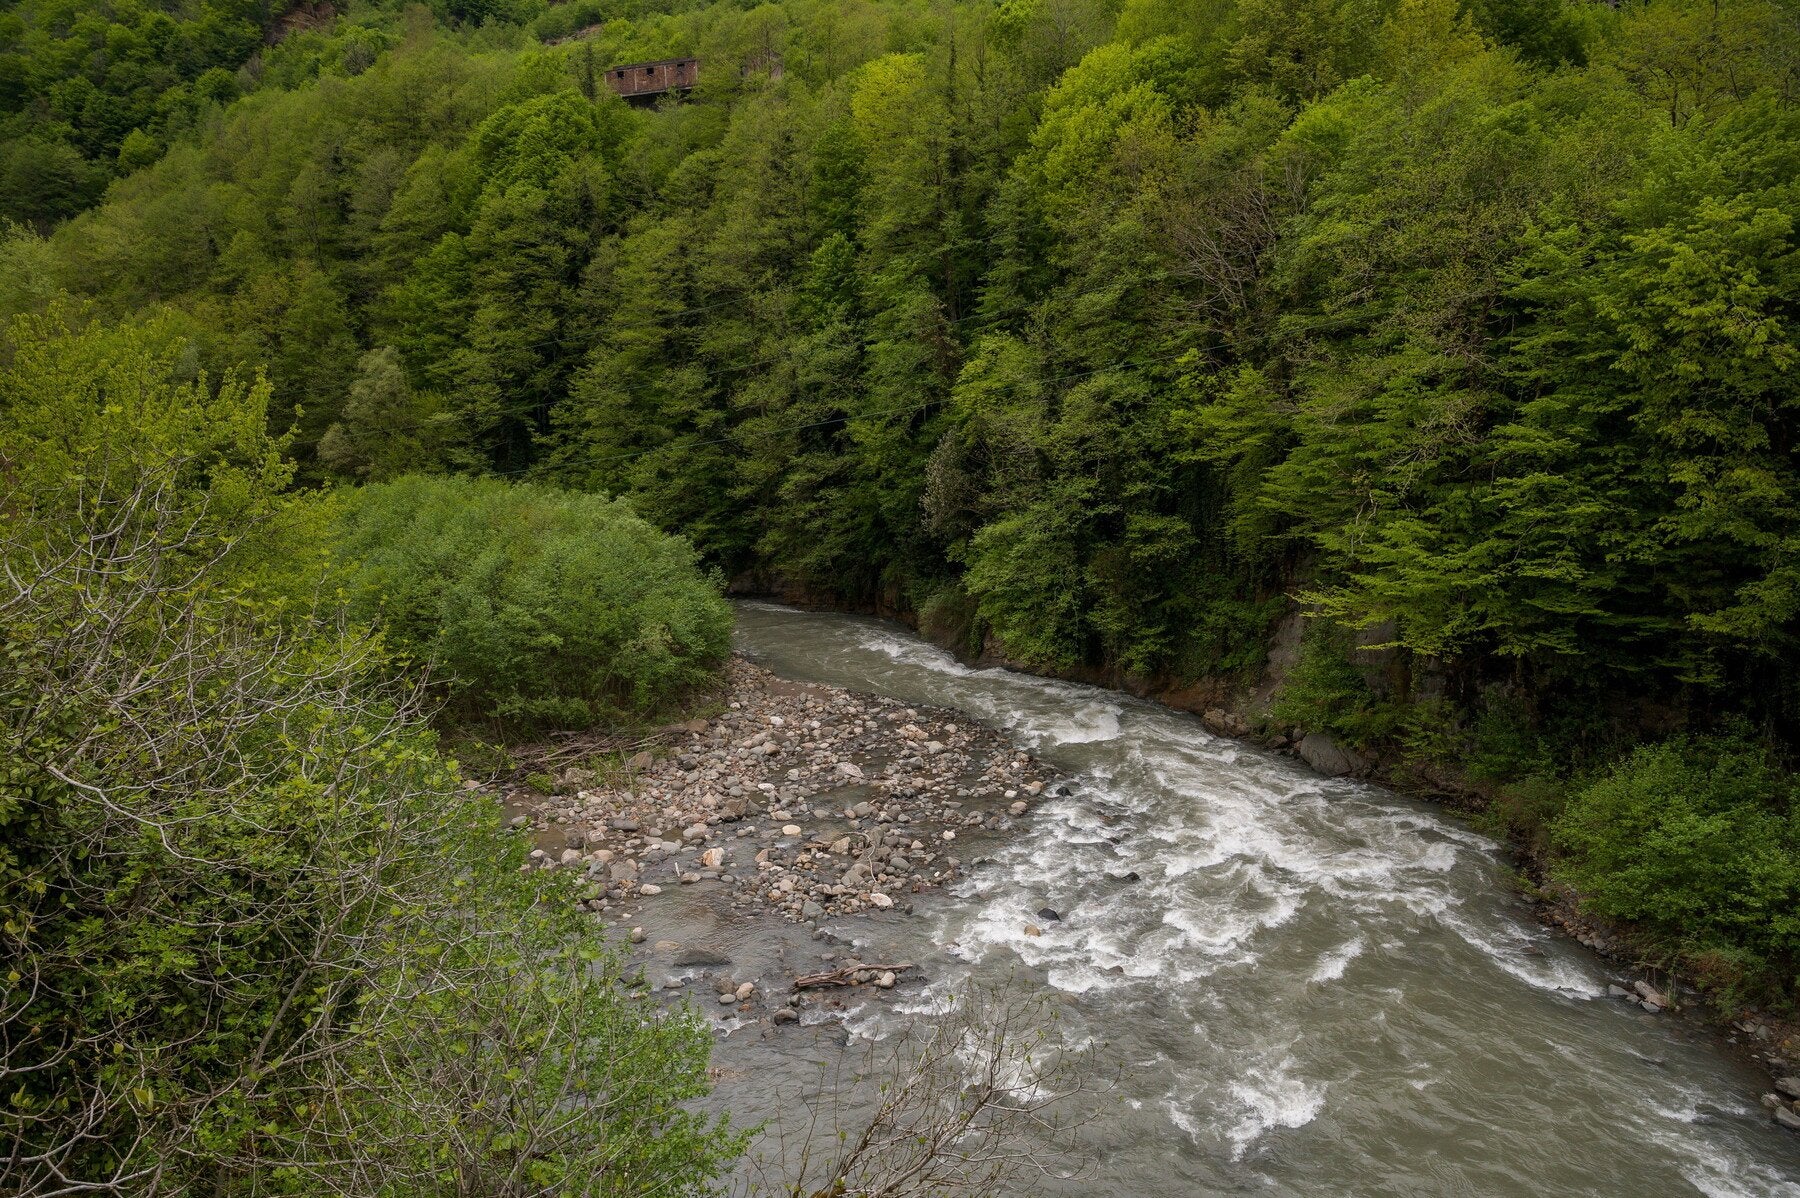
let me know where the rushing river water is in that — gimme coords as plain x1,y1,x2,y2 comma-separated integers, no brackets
659,603,1800,1196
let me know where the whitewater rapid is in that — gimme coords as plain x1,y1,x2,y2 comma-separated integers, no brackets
697,603,1800,1197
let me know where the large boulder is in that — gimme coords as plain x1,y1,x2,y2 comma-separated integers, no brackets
1297,732,1354,778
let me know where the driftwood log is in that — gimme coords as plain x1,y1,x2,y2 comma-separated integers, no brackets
793,962,914,989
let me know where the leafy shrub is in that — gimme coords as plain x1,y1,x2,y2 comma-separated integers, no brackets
1553,733,1800,1000
1464,691,1555,784
917,582,986,660
1270,620,1403,746
334,474,732,729
0,315,741,1193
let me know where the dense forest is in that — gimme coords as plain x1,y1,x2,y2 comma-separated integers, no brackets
3,0,1800,1188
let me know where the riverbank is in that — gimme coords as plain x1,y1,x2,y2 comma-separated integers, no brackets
695,603,1800,1193
725,586,1800,1126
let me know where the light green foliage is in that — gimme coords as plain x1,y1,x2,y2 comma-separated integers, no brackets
8,0,1800,999
333,474,732,728
0,314,739,1193
1554,735,1800,1001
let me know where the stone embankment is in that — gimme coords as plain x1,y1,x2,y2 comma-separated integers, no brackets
506,656,1062,923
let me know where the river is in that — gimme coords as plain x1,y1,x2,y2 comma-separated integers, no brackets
655,602,1800,1197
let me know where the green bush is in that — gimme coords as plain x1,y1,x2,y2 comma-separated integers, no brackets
334,474,732,729
0,315,741,1193
1269,621,1403,746
1553,733,1800,1000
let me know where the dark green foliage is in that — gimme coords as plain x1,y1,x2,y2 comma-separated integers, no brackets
1268,623,1400,746
0,0,271,224
1554,734,1800,1003
333,474,732,728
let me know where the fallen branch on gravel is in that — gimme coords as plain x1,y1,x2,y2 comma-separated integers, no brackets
794,963,915,989
512,731,666,772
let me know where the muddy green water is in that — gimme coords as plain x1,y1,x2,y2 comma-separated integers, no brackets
643,603,1800,1197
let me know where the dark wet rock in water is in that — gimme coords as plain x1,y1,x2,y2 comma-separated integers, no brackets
1776,1076,1800,1100
1777,1106,1800,1132
1105,870,1140,884
1037,907,1061,922
673,947,732,967
771,1007,798,1024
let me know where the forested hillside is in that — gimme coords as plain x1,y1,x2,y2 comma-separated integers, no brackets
5,0,1800,1019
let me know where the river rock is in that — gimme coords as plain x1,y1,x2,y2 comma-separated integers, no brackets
675,947,732,967
627,926,646,944
1776,1076,1800,1100
1037,907,1061,922
772,1007,798,1024
1296,732,1354,777
1777,1107,1800,1132
512,654,1065,926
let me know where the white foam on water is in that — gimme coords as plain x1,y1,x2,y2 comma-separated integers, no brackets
852,626,981,678
1223,1054,1326,1160
735,606,1800,1195
1437,906,1605,998
1310,936,1365,984
1161,879,1303,959
1021,704,1123,746
1643,1127,1800,1198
